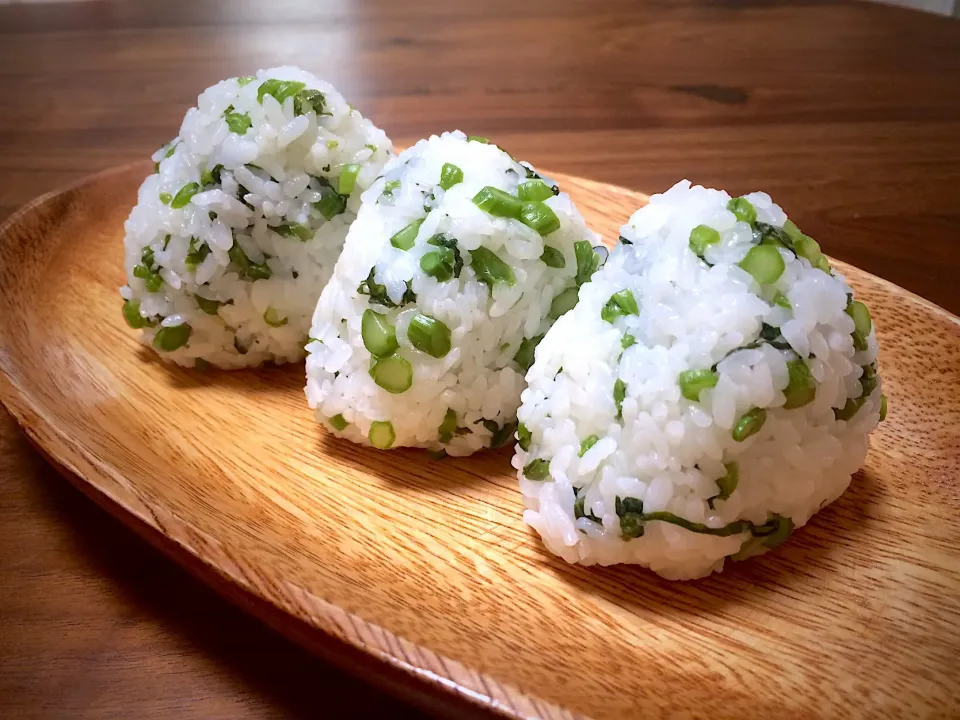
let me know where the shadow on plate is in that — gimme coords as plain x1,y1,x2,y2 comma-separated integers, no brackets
12,425,428,719
136,346,307,395
533,468,883,616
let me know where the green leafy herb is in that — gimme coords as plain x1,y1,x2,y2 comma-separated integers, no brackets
513,334,544,372
170,182,201,209
600,289,639,323
470,246,515,288
522,458,551,481
195,295,222,315
225,109,252,134
517,423,532,451
578,435,600,457
272,222,313,241
614,378,627,420
707,462,739,509
257,79,306,105
540,245,566,268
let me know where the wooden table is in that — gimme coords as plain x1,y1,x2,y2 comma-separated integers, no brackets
2,1,959,717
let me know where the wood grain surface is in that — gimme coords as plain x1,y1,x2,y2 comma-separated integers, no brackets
2,1,960,718
1,163,959,718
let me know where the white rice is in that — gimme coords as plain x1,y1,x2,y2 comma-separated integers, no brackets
515,181,883,579
120,66,393,368
305,130,601,455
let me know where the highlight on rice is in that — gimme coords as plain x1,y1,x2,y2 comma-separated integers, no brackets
515,181,884,579
120,66,393,368
305,130,604,455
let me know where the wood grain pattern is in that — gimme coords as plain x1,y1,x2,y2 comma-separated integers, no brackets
3,0,960,717
1,163,958,719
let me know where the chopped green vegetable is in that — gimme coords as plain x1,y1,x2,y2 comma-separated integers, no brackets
439,163,464,190
517,423,532,451
727,197,757,225
364,143,377,152
880,394,887,421
361,309,398,357
539,245,566,268
859,363,879,398
122,299,152,329
732,408,767,442
200,164,224,187
143,271,164,293
707,462,739,509
159,192,172,205
195,295,222,315
615,496,646,539
783,359,816,409
407,313,452,358
578,435,600,457
390,218,425,251
228,242,273,280
519,201,560,236
338,164,361,196
152,324,192,352
438,409,458,443
689,225,721,258
486,421,517,449
141,246,156,269
600,289,639,324
517,179,556,202
522,458,551,481
846,300,872,351
772,291,792,310
834,396,865,421
614,378,627,420
326,140,339,149
739,245,785,284
257,79,306,105
263,307,288,327
574,496,602,524
170,182,201,209
368,420,396,449
472,186,523,219
621,333,636,350
467,135,489,143
225,110,251,135
369,354,413,394
273,222,312,241
237,75,256,86
470,246,516,288
357,268,416,308
513,334,543,372
293,89,327,116
794,233,830,273
314,187,347,220
574,241,601,285
678,369,719,402
382,179,401,197
420,234,463,282
549,286,579,319
329,414,349,431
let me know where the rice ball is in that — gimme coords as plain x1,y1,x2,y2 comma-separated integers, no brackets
120,66,394,368
515,180,884,580
305,131,603,455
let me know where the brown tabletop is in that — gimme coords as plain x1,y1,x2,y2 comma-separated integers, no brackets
2,1,959,718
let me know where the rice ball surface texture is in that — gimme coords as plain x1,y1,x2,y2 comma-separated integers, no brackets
305,131,603,455
120,67,394,368
515,180,884,580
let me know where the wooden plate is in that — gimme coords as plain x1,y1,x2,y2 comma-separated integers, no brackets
1,163,958,719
